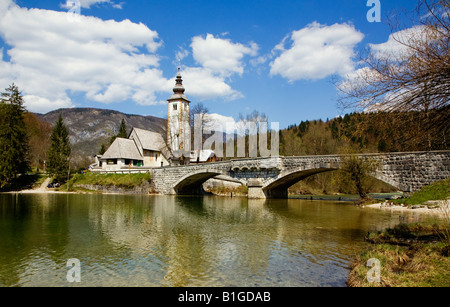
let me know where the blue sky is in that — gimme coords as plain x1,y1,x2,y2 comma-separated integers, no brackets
0,0,419,128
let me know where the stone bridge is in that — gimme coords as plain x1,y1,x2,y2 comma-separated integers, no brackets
150,151,450,199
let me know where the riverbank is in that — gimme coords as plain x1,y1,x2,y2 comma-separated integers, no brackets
365,200,450,219
347,223,450,287
347,179,450,287
364,179,450,219
10,177,76,194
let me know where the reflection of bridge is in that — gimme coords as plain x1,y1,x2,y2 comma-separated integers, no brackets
150,151,450,199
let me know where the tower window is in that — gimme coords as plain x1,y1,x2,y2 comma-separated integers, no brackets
173,104,178,111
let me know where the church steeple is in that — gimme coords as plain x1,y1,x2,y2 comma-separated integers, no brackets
174,68,184,93
167,68,191,154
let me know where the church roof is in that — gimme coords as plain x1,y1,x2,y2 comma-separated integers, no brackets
131,128,173,159
101,138,142,161
132,128,166,152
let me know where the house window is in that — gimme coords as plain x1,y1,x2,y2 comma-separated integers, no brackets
173,104,178,111
107,159,117,165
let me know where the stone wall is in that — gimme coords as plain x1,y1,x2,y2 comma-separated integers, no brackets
369,151,450,192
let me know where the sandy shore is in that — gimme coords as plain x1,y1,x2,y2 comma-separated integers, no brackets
11,178,76,194
366,199,450,218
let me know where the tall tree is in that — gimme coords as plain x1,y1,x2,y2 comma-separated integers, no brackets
24,112,52,169
98,143,106,155
0,84,30,188
47,115,71,182
109,118,127,145
335,155,379,201
117,118,127,138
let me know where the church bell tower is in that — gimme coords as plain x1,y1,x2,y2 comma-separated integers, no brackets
167,68,191,153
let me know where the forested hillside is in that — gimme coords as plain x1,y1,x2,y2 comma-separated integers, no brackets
279,107,449,195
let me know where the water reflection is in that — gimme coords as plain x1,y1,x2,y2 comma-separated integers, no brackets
0,193,422,287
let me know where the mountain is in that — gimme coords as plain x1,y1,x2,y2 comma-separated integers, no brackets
37,108,167,167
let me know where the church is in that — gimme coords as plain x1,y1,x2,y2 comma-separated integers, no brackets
93,69,217,172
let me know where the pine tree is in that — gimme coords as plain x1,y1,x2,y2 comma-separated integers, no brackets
98,144,106,155
109,118,127,145
0,84,30,188
47,115,71,182
117,119,127,138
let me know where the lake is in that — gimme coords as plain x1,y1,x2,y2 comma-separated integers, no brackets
0,193,429,287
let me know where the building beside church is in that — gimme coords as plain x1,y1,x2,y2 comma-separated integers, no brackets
96,127,171,172
92,69,215,172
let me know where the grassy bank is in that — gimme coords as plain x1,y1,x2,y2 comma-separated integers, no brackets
61,172,152,192
394,179,450,206
347,224,450,287
348,180,450,287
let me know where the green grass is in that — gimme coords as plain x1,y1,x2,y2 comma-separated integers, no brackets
347,223,450,287
394,179,450,206
65,172,152,190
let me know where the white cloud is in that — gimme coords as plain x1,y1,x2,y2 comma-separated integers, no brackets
23,95,75,114
0,0,169,113
175,47,189,63
191,33,258,78
180,67,243,101
270,22,364,82
178,34,258,101
339,26,433,96
368,26,428,60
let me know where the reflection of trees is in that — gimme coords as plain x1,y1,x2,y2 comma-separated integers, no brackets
91,195,282,286
0,194,71,286
0,194,411,286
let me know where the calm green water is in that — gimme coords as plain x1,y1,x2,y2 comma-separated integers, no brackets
0,193,428,287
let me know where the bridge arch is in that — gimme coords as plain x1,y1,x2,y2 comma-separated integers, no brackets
262,168,337,198
172,171,247,195
173,171,223,195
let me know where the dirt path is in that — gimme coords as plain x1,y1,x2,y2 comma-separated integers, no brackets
16,177,51,194
38,178,52,191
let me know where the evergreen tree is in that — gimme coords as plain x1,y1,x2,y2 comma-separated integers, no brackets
0,84,30,188
117,119,127,138
47,115,71,182
98,144,106,155
109,118,127,145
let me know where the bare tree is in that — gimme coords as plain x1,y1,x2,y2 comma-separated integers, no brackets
189,102,211,152
337,0,449,133
189,103,209,129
